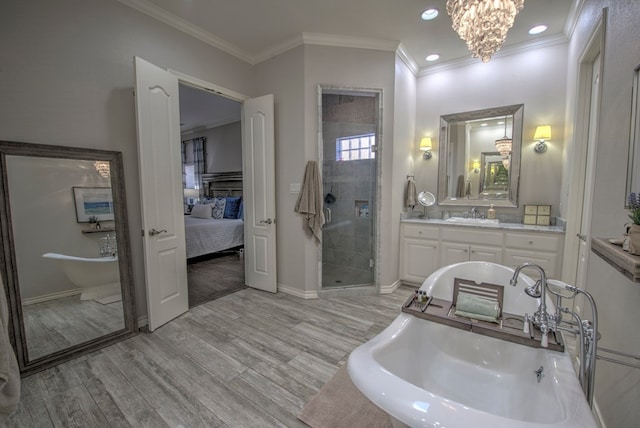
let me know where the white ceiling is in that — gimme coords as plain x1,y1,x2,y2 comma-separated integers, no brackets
179,84,241,133
122,0,577,70
142,0,578,133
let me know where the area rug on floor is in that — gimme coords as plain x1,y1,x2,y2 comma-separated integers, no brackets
298,364,392,428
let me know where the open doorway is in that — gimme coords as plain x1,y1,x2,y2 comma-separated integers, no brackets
178,83,246,308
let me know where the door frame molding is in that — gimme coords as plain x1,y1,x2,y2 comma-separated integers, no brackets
168,69,250,103
561,9,607,285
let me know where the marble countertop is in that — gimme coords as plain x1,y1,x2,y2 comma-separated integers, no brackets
401,218,565,234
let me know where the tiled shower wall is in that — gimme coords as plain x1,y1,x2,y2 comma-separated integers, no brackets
321,94,377,281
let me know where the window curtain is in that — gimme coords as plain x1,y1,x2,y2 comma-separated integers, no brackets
193,137,207,199
181,141,187,189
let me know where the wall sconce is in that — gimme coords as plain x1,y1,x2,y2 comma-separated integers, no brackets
420,137,433,159
534,125,551,153
472,159,480,173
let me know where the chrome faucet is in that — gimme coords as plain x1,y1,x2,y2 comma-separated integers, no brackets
470,207,479,219
510,262,555,347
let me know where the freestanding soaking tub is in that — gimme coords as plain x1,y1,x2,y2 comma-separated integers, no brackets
42,252,121,302
348,262,597,428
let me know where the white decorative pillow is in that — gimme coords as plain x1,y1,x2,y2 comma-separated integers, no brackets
212,198,226,219
190,203,212,219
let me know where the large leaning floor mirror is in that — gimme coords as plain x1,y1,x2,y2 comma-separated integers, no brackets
0,141,137,376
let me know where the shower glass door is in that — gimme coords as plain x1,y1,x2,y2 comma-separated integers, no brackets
320,88,379,289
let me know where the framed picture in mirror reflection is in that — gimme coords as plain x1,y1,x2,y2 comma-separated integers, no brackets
72,186,114,222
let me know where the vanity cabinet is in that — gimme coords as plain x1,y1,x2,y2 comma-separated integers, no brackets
503,232,563,277
400,224,440,284
440,228,503,266
400,221,564,286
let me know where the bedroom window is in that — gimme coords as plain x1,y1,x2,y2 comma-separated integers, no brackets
336,133,376,161
184,164,197,189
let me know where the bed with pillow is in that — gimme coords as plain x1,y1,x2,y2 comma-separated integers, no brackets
184,196,244,259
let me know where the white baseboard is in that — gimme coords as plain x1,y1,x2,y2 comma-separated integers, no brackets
379,279,401,294
277,284,319,299
592,398,605,428
21,288,82,306
137,315,148,328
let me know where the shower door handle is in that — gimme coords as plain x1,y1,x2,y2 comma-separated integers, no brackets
326,208,331,223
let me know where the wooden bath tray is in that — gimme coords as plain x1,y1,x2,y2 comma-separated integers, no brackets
403,278,564,352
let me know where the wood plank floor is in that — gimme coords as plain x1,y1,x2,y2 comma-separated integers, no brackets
22,297,125,361
7,285,414,427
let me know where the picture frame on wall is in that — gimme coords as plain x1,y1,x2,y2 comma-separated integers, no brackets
72,186,114,223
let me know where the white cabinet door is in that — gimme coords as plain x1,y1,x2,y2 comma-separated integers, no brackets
441,242,470,266
401,238,439,285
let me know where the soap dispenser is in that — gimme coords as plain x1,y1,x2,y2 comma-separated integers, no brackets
487,204,496,220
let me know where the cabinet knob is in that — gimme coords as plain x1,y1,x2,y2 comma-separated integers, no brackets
529,240,534,245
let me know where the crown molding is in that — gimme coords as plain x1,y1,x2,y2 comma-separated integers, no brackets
117,0,254,64
301,32,400,52
417,33,569,77
395,43,420,76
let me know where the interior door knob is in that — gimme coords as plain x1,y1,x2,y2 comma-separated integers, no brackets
576,233,587,241
148,228,167,236
259,218,273,224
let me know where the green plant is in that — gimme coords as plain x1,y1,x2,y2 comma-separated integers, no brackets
628,193,640,224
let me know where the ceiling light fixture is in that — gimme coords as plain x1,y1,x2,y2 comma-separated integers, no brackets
495,116,512,157
529,25,548,35
446,0,524,62
426,54,440,61
421,8,439,20
94,161,111,178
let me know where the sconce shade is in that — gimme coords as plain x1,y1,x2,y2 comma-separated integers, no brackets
534,125,551,141
472,160,480,170
534,125,551,153
419,137,432,151
420,137,433,159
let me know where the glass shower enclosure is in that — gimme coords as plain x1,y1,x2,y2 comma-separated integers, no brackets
319,88,379,290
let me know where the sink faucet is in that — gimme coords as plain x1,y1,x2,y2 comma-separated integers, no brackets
470,207,479,219
510,263,555,347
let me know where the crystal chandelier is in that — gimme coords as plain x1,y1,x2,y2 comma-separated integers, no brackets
446,0,525,62
94,161,111,178
495,116,512,157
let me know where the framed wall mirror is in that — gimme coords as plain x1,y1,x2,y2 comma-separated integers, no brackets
626,64,640,204
0,140,137,375
437,104,524,207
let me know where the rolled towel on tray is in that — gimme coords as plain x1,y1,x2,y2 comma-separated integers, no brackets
454,292,500,323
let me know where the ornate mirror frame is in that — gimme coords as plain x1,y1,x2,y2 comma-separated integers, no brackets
0,140,137,376
437,104,524,207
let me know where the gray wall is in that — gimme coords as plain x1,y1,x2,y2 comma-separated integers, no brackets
6,157,111,300
415,42,568,220
563,1,640,426
1,0,254,316
182,121,243,173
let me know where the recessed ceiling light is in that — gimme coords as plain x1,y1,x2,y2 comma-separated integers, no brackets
497,121,505,125
481,123,488,127
426,54,440,62
529,25,548,35
421,8,439,21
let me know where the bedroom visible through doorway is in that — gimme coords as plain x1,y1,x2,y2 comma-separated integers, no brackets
178,83,246,308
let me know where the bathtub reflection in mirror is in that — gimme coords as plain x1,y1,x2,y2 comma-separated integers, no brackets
0,141,137,375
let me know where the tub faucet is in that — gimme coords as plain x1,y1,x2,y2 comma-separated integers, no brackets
470,207,479,219
510,263,554,347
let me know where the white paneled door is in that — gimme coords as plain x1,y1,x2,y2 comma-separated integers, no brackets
134,57,188,331
242,95,277,293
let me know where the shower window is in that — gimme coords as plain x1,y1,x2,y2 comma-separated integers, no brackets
336,133,376,161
